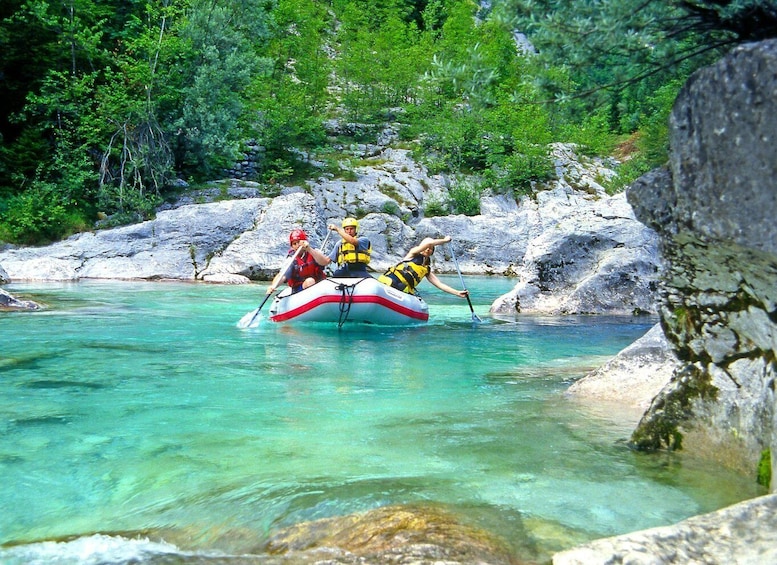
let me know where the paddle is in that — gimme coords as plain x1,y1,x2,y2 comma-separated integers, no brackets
237,245,304,329
449,244,482,323
318,229,333,256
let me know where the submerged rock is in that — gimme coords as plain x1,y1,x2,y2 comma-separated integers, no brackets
566,323,680,421
0,288,42,311
262,503,521,564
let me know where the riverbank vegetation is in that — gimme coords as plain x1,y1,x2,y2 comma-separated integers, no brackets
1,0,772,244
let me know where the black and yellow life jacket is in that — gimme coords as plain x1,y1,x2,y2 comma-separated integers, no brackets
378,255,430,293
336,240,371,266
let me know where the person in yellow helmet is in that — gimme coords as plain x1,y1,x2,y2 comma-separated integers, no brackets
378,236,469,298
327,217,372,277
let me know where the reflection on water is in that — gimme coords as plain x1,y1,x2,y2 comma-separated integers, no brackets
0,279,764,563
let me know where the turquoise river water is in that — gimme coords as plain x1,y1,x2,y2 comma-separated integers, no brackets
0,278,764,563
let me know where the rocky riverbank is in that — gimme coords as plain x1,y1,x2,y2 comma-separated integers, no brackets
0,142,660,317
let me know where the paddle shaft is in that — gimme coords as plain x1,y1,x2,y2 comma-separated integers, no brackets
319,229,333,254
449,244,481,322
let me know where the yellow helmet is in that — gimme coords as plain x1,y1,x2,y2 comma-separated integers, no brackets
342,217,359,230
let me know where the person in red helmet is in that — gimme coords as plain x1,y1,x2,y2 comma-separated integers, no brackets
266,229,330,294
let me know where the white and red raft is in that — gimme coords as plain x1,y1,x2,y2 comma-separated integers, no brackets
268,277,429,326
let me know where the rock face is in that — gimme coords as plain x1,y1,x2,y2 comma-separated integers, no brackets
627,40,777,483
0,144,661,316
556,39,777,565
487,187,658,315
0,199,266,282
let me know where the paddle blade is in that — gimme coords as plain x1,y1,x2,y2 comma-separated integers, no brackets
236,308,261,329
465,295,482,323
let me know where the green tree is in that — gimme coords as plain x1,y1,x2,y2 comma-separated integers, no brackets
1,0,127,240
168,0,274,179
334,1,429,122
244,0,330,179
498,0,777,127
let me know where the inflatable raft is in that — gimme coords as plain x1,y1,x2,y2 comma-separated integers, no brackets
268,277,429,326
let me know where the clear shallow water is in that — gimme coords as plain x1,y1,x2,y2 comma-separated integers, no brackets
0,278,764,563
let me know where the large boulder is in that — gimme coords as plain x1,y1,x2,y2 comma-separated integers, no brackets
626,40,777,483
554,39,777,565
0,199,265,281
488,189,659,315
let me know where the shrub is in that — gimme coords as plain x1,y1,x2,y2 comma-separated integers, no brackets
424,198,450,217
449,180,481,216
380,201,401,216
0,181,89,244
482,145,554,197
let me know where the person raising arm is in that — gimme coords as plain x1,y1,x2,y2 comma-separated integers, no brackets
327,217,372,277
378,236,468,298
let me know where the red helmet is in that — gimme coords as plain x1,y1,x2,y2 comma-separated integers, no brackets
289,229,308,244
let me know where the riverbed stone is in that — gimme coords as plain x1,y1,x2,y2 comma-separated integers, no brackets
0,288,42,310
262,503,521,565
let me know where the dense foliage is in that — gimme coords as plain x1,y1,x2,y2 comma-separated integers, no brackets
1,0,774,243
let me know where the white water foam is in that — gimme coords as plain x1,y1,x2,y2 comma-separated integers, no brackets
0,534,222,564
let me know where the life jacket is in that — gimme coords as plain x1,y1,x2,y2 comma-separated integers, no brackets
378,254,429,294
336,240,371,268
287,250,325,290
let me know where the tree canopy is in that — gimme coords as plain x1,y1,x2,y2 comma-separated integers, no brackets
1,0,774,243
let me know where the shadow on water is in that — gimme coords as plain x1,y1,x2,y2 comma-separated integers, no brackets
0,352,67,373
21,379,106,390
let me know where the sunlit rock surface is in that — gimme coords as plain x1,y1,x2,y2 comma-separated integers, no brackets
553,494,777,565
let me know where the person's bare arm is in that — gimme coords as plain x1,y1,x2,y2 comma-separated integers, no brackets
267,270,287,294
303,241,331,266
404,236,451,260
328,224,359,246
426,271,468,298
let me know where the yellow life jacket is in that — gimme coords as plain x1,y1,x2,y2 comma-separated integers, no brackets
336,240,371,266
379,255,429,293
